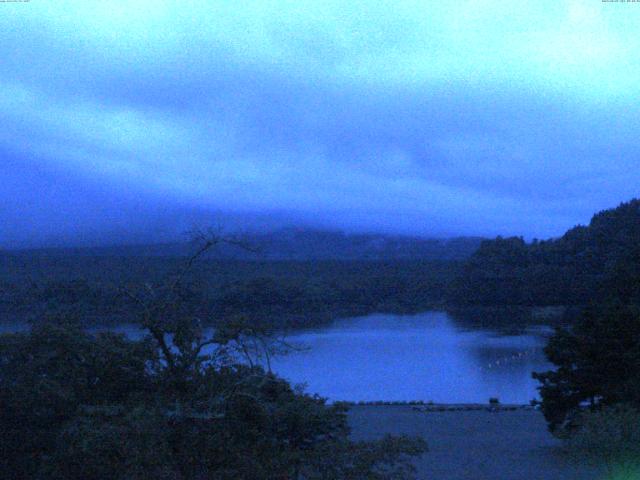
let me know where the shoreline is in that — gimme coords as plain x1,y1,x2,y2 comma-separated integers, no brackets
340,401,537,412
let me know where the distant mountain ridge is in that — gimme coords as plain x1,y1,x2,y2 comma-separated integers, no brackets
7,229,484,261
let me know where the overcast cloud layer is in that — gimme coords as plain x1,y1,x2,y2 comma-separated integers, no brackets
1,1,639,247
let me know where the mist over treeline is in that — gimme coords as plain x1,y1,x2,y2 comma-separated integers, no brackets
4,228,483,262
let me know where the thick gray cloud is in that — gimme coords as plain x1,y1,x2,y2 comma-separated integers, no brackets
1,1,639,247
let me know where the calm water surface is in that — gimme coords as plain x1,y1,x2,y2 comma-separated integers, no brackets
269,311,552,404
9,311,552,404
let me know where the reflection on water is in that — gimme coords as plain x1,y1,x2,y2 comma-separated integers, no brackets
269,311,552,403
446,306,566,334
7,310,554,404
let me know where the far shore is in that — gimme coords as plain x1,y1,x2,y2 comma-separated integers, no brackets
341,400,537,411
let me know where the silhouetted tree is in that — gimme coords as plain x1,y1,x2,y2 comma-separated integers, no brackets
449,198,640,307
0,234,426,479
533,303,640,433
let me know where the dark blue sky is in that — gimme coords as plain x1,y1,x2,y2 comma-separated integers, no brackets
1,1,639,247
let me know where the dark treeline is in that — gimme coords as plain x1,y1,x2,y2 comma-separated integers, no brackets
0,256,460,328
4,200,640,331
449,199,640,307
10,229,482,261
525,199,640,471
0,229,480,329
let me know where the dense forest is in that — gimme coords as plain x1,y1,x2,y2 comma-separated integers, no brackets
529,201,640,466
449,199,640,307
0,256,460,329
3,200,640,331
0,229,481,329
11,229,482,261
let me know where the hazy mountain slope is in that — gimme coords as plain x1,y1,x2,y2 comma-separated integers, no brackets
7,230,483,261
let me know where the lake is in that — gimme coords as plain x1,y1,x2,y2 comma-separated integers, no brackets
4,310,553,404
269,311,552,404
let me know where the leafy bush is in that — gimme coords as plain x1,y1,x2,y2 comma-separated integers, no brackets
0,238,429,478
533,303,640,432
566,404,640,478
0,319,427,479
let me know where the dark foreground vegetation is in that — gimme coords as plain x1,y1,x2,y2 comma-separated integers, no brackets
527,200,640,476
0,320,425,479
0,240,426,479
533,302,640,478
534,303,640,432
